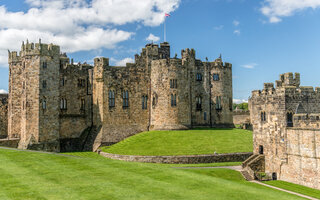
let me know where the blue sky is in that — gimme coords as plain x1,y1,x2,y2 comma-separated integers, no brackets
1,0,320,102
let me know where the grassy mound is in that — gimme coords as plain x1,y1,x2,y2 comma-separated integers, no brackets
0,148,304,200
101,128,253,156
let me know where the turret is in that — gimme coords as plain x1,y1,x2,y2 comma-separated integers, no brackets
181,48,195,65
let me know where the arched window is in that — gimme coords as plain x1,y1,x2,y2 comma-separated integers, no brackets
42,100,47,110
123,90,129,108
109,90,115,108
142,95,148,109
60,98,67,110
196,96,202,110
287,112,293,127
43,61,47,69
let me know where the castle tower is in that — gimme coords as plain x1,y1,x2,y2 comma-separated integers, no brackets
210,57,233,126
9,41,61,151
8,51,23,139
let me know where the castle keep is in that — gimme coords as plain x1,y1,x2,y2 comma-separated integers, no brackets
5,40,233,152
248,72,320,190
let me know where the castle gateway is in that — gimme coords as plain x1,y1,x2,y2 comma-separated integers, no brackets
7,41,233,152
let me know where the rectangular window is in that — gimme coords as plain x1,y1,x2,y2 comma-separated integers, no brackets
216,96,222,110
196,96,202,110
171,94,177,107
196,73,202,81
213,73,220,81
42,80,47,89
109,90,115,108
123,90,129,108
43,62,47,69
78,79,85,87
261,112,266,122
170,79,177,88
142,95,148,110
204,112,207,121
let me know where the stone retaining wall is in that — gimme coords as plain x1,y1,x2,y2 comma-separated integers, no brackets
99,152,253,164
0,138,19,148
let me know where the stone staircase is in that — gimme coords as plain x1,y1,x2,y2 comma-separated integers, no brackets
240,170,253,181
241,154,265,180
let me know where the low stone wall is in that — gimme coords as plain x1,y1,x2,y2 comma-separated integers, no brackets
0,138,19,148
99,152,253,164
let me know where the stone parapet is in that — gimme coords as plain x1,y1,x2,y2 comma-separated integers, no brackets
99,152,253,164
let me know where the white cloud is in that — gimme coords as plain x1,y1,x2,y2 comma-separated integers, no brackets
233,30,241,35
214,25,224,30
233,99,248,104
241,63,258,69
0,0,181,66
146,33,160,42
113,57,135,66
0,89,8,94
261,0,320,23
233,20,240,26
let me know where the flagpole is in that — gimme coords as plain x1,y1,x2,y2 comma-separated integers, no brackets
164,18,166,42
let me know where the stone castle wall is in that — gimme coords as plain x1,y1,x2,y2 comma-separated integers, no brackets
249,72,320,189
280,128,320,189
6,41,233,152
233,110,250,125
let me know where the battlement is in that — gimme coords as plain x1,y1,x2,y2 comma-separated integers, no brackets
276,72,300,88
250,72,319,98
8,40,61,63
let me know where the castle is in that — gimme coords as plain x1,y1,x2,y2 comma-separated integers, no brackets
246,72,320,190
3,40,233,152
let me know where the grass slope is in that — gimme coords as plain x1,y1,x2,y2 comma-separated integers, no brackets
0,148,304,200
265,180,320,199
102,128,253,156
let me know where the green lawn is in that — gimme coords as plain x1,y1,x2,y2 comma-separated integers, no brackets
264,180,320,199
101,128,253,156
0,148,305,200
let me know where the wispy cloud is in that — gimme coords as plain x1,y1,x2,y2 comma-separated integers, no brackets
146,33,160,42
214,25,224,30
241,63,258,69
233,20,240,26
111,57,135,66
233,30,241,35
261,0,320,23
